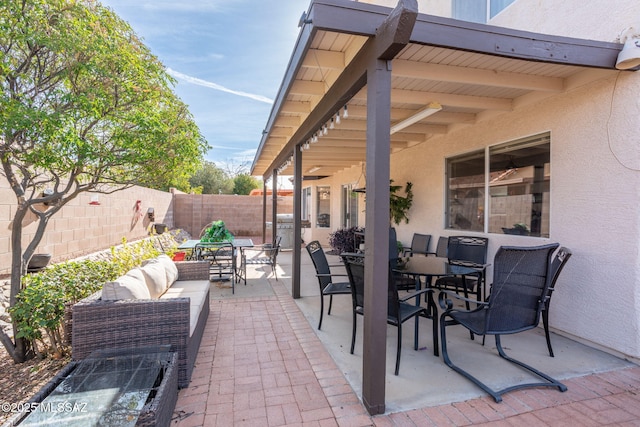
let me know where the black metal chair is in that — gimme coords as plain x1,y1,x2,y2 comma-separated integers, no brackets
389,227,419,292
439,243,567,402
402,233,431,257
341,253,437,375
427,236,449,258
433,236,488,304
542,247,572,357
240,236,281,283
306,240,351,330
196,242,236,292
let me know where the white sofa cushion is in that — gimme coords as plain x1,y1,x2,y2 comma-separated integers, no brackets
102,268,151,300
143,255,179,289
161,280,210,335
140,261,168,298
158,254,179,286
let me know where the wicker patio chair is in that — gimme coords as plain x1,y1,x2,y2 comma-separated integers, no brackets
439,243,567,402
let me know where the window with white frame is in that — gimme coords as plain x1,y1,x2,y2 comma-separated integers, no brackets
341,184,359,228
446,150,485,232
316,186,331,228
446,132,551,237
302,187,311,227
452,0,516,23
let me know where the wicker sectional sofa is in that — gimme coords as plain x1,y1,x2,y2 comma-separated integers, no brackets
68,257,210,388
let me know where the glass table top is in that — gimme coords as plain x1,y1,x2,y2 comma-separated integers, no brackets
20,351,172,427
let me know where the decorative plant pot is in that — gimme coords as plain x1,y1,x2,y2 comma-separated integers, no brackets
27,253,52,272
502,227,529,236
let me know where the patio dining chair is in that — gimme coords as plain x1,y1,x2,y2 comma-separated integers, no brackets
195,242,236,292
306,240,351,330
433,236,488,305
341,253,437,375
390,227,420,292
427,236,449,258
542,247,572,357
240,236,281,283
402,233,431,257
479,246,572,356
439,243,567,403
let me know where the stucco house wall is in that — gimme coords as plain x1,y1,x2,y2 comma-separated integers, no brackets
300,166,365,247
485,0,640,361
312,0,640,360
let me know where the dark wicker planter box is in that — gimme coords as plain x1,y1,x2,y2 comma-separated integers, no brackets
5,349,178,427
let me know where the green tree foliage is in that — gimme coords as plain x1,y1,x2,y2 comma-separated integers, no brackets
233,173,261,195
0,0,208,362
189,161,233,194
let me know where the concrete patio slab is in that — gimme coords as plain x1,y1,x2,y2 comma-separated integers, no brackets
172,249,640,426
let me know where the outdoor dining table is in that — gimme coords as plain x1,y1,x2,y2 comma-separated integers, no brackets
177,239,254,290
177,238,254,260
394,256,484,350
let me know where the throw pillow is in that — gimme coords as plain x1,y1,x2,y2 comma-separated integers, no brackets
157,254,179,286
102,268,151,300
140,261,168,298
142,255,179,289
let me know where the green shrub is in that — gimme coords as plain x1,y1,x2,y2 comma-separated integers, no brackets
10,237,168,358
109,237,164,274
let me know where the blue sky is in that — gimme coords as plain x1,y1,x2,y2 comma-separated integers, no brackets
100,0,311,172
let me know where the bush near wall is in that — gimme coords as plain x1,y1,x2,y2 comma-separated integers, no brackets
9,236,176,358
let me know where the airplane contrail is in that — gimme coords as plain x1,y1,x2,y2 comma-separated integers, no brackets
167,68,273,104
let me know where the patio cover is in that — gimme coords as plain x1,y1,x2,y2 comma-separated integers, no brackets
250,0,623,415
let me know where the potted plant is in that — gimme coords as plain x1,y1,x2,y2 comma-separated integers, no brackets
502,223,530,235
201,220,234,242
390,181,413,225
328,226,363,255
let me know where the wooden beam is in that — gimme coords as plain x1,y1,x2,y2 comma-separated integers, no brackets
353,88,513,110
393,59,565,92
301,49,345,70
292,147,302,299
274,116,301,127
269,127,293,138
410,13,621,68
363,0,418,417
290,80,327,96
281,101,311,114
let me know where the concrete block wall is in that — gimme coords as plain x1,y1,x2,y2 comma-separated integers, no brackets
0,182,174,276
173,194,293,243
1,180,293,276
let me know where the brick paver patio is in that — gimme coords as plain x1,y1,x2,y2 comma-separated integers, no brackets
172,279,640,426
